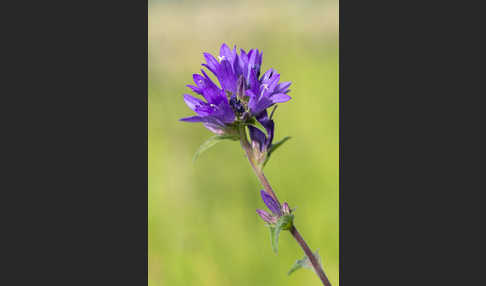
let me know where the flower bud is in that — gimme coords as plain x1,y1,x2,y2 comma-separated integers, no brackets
260,190,282,216
282,202,291,214
256,209,277,224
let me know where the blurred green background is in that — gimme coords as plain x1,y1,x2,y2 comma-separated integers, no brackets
149,0,338,285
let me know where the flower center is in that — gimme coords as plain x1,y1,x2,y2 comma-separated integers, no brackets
229,96,245,114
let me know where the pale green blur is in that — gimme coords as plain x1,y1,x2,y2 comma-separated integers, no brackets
149,0,338,285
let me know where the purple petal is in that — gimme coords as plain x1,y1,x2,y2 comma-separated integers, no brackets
193,73,206,88
256,50,263,70
180,115,225,128
203,52,219,75
202,64,215,76
248,125,267,152
261,68,275,82
246,89,258,101
179,115,204,122
247,49,257,82
250,96,274,115
260,190,281,216
217,60,237,93
203,122,225,135
183,115,227,134
233,56,243,79
256,209,276,224
266,73,281,92
271,93,292,103
220,43,236,64
183,94,206,112
193,70,223,104
248,67,260,95
186,84,202,95
214,101,235,123
275,81,291,94
238,49,249,80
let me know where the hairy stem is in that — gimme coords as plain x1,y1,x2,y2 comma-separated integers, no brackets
239,125,332,286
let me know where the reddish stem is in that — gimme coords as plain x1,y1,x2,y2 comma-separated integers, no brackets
239,125,332,286
290,226,332,286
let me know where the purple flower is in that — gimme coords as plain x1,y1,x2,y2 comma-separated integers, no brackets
180,43,292,134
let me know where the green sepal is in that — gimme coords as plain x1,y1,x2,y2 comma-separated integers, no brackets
288,250,322,276
245,118,268,137
193,135,239,162
263,136,292,167
269,214,294,254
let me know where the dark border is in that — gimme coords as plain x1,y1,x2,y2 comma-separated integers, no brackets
4,1,149,284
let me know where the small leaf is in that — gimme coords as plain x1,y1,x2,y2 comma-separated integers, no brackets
271,214,294,254
288,250,322,276
263,136,291,167
268,136,292,157
288,257,307,276
272,225,281,254
193,135,239,162
269,226,278,253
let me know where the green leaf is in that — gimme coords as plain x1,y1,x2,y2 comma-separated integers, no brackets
263,136,292,167
193,135,239,162
288,250,322,276
273,225,281,254
270,214,294,254
288,257,307,276
268,136,292,157
269,226,278,253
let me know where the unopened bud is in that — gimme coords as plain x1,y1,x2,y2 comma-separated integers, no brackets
256,209,277,224
251,140,261,153
282,202,291,214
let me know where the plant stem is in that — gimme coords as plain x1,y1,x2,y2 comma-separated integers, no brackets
239,126,332,286
238,124,281,207
290,226,332,286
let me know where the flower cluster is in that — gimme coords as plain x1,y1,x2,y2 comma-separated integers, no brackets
180,43,291,152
